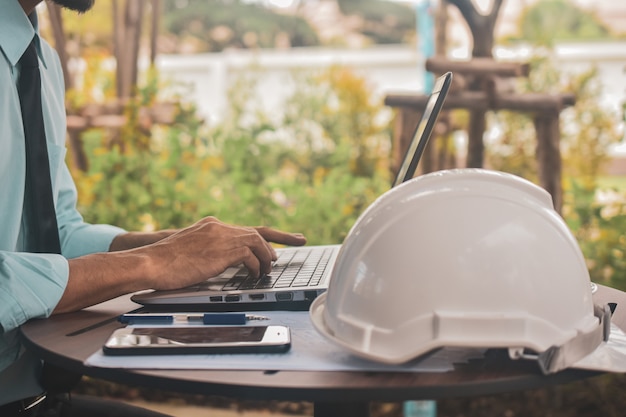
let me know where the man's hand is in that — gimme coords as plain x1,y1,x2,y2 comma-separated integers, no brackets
144,217,307,290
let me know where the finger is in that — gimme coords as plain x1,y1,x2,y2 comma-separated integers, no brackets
203,223,274,272
242,231,275,275
268,242,277,261
255,227,307,247
234,246,261,278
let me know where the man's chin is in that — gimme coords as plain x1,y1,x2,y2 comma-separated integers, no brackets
49,0,95,13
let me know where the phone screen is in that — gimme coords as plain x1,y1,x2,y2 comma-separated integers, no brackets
123,326,268,346
103,325,291,355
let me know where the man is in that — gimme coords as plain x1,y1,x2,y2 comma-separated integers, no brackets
0,0,306,415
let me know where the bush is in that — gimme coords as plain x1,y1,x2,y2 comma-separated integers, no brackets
485,56,624,289
162,0,319,51
72,66,391,245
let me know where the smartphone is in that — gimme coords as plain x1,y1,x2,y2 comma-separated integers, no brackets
102,325,291,355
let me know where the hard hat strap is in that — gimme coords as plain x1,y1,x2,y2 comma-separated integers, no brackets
510,303,612,374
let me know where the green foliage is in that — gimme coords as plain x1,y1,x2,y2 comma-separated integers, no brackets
564,116,626,289
560,69,622,183
52,2,113,50
73,65,391,245
486,56,621,183
74,103,209,231
485,110,539,182
162,0,319,51
564,182,626,290
513,0,613,45
197,66,391,244
485,56,625,288
337,0,416,44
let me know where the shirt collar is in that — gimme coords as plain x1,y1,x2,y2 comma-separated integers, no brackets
0,1,47,68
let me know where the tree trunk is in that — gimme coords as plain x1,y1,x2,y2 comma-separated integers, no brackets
46,3,90,171
434,1,454,170
46,4,72,91
445,0,503,169
150,0,160,66
435,0,448,57
113,0,146,99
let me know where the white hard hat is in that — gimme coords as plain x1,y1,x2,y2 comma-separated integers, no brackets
310,168,609,373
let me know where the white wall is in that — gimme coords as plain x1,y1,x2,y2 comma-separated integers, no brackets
155,42,626,128
156,45,426,124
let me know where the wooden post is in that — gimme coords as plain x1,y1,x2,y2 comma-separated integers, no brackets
534,112,563,213
467,108,486,168
426,57,530,78
391,108,422,183
66,115,89,172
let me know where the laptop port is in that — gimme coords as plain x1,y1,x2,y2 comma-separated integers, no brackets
225,295,240,302
249,293,265,301
276,292,293,301
209,296,223,302
304,291,319,301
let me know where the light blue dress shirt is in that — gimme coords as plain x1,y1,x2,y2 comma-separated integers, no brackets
0,3,125,404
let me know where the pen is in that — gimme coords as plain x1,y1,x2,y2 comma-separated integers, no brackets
118,313,270,325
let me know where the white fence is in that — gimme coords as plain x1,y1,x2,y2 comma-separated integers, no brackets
155,42,626,128
156,45,425,124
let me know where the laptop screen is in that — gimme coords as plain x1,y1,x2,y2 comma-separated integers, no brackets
392,72,452,188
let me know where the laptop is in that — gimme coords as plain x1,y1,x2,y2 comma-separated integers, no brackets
132,72,453,311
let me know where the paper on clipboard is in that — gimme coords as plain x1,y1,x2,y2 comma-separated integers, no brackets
571,323,626,372
85,311,485,372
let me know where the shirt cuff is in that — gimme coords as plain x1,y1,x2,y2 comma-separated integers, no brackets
62,224,126,259
0,253,68,332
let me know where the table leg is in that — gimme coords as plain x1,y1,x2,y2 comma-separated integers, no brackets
313,401,369,417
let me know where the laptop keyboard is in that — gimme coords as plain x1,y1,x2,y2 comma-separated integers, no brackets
220,247,334,291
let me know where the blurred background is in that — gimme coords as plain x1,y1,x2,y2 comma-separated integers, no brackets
36,1,626,415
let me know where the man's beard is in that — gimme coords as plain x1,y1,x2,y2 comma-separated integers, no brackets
49,0,95,13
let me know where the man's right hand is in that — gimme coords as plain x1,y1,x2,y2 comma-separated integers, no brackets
145,216,306,290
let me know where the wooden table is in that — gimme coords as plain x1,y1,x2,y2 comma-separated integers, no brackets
20,284,625,417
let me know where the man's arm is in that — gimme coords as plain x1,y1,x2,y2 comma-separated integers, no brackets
53,217,306,314
108,229,177,252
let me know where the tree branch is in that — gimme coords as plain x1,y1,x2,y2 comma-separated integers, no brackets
488,0,504,26
446,0,481,29
447,0,504,29
446,0,505,57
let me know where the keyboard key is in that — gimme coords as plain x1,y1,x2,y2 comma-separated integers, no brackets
220,247,333,291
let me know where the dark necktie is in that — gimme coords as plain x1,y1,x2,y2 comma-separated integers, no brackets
18,39,82,395
17,40,62,254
